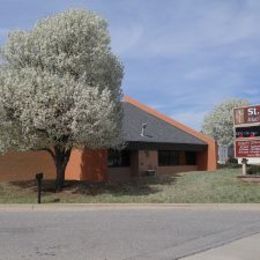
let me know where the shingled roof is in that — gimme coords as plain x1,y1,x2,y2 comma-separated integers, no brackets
122,101,206,149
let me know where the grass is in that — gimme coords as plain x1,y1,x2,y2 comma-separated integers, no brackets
0,168,260,203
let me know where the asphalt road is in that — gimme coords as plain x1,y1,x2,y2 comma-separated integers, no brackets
0,206,260,260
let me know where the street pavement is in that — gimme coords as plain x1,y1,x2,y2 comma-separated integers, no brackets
0,205,260,260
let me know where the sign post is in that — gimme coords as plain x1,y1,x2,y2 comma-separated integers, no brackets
35,173,43,204
234,105,260,174
241,158,248,176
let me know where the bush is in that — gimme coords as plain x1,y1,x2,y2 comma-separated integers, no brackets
224,158,240,169
247,165,260,175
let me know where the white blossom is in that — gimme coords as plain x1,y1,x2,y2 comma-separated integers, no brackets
0,9,124,154
202,98,249,145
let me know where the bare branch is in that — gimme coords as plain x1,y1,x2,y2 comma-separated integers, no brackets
41,148,55,161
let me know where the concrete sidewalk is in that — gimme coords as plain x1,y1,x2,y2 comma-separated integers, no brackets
182,233,260,260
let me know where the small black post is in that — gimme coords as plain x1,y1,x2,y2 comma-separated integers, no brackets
35,173,43,204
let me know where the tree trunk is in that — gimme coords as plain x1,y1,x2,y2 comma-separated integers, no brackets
54,146,72,192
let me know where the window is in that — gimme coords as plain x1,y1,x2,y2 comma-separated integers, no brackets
158,150,180,166
186,151,197,165
108,149,130,167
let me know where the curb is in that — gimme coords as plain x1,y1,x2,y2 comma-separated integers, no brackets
0,203,260,211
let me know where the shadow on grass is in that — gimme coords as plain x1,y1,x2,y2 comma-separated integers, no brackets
10,175,179,197
71,175,178,197
10,180,56,192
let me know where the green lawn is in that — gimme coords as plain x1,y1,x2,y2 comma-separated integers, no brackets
0,168,259,203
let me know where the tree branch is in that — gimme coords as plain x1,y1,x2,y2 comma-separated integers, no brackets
41,148,55,161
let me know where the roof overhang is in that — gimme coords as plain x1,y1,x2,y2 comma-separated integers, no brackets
125,141,207,151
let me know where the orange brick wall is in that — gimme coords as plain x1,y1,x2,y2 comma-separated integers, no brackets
0,149,108,182
65,149,108,182
0,151,56,181
138,150,158,176
107,167,132,182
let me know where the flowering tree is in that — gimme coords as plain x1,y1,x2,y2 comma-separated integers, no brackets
202,99,249,145
0,9,123,191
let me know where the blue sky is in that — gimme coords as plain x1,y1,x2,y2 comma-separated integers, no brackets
0,0,260,129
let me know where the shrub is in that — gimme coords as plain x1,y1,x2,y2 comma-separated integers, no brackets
247,165,260,175
224,158,240,169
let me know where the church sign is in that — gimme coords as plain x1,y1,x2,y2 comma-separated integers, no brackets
234,105,260,126
235,140,260,158
234,105,260,162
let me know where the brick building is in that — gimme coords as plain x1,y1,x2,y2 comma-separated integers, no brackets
0,96,217,182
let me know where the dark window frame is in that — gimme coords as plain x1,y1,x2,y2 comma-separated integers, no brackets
158,150,180,166
185,151,197,165
107,149,131,168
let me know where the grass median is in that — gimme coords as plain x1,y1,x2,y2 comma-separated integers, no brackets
0,168,259,203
